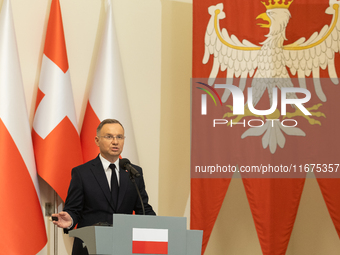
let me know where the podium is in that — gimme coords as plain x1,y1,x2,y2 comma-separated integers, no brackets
69,214,203,255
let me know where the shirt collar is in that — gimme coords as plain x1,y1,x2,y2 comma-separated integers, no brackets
99,154,119,172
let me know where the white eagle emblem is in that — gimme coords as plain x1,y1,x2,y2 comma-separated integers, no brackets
203,0,340,153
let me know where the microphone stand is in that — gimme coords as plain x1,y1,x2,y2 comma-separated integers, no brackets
129,173,145,215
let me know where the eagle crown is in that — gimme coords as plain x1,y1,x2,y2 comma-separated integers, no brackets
261,0,293,10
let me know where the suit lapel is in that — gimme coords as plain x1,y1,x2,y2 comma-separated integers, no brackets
90,157,115,210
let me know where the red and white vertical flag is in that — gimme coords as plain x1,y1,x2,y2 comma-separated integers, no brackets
32,0,83,202
80,0,138,164
0,0,47,253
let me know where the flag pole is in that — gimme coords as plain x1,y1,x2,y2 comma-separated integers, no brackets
54,191,58,255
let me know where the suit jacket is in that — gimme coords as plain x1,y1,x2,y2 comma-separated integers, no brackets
63,155,155,255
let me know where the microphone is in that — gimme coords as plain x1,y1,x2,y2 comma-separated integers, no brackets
119,158,140,178
119,158,145,215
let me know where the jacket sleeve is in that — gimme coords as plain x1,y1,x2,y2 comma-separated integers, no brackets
63,167,84,231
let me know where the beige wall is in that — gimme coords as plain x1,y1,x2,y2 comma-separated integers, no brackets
2,0,340,254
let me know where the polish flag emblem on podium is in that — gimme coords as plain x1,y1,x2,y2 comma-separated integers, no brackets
132,228,168,254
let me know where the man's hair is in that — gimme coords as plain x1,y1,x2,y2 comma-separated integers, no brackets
96,119,124,135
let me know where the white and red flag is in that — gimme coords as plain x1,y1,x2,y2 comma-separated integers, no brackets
132,228,168,254
0,0,47,253
80,0,138,164
32,0,82,202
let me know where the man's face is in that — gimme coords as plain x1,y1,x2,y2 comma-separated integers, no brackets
95,123,125,162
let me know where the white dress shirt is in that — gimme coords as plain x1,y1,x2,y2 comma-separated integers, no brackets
99,154,120,188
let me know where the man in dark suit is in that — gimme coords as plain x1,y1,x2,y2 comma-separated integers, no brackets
52,119,155,255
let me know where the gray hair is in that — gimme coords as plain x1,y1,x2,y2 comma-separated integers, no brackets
96,119,124,135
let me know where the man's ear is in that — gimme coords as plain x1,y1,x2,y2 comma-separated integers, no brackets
94,136,100,146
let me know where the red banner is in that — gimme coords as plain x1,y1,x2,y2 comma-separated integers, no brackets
191,0,340,254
